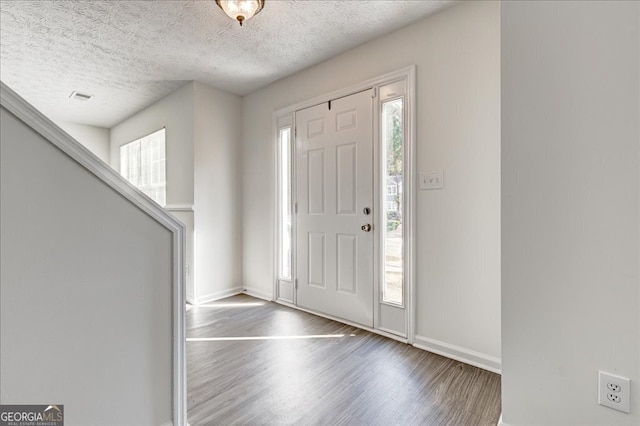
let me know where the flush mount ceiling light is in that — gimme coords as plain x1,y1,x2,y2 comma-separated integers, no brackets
215,0,265,26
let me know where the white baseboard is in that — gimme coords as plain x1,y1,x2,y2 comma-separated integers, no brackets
497,413,509,426
242,287,273,301
413,335,501,374
194,286,243,305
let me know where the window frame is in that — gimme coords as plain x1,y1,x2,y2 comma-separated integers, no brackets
119,128,166,207
277,126,293,281
380,95,406,307
274,113,295,303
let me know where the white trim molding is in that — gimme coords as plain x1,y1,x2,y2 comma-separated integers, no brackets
165,204,194,212
194,286,243,305
497,413,509,426
273,66,417,117
406,66,417,344
243,287,273,301
0,81,187,426
413,335,501,374
273,65,417,341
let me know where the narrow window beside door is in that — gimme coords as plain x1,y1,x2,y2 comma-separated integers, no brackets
119,128,166,206
278,127,292,280
381,99,404,305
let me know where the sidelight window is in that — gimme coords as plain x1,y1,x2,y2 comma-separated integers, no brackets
381,98,404,305
278,127,293,280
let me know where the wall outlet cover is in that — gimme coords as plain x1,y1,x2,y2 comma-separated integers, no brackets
598,371,630,413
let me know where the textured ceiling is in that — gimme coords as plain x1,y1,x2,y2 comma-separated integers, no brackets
0,0,452,128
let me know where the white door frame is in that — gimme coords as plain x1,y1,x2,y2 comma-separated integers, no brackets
273,66,417,343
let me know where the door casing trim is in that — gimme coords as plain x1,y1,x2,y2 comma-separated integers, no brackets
273,65,417,343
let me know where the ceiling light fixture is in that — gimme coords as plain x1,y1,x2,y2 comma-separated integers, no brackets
215,0,265,27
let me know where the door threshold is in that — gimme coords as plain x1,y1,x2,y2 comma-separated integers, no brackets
274,299,408,344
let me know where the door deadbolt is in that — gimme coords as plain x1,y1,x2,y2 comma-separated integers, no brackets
363,207,371,215
361,223,372,232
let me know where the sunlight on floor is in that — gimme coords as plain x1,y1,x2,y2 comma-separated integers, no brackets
187,333,356,342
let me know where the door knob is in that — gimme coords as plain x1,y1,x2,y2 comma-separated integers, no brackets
361,224,372,232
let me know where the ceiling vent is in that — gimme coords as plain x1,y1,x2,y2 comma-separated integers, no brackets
69,91,92,101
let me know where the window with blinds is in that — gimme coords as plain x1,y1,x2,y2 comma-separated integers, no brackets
120,128,166,206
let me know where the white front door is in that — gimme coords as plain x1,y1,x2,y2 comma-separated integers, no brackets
295,89,374,327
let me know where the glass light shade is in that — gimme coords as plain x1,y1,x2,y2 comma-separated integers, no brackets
216,0,265,26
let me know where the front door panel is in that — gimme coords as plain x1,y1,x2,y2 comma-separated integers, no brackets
296,90,373,327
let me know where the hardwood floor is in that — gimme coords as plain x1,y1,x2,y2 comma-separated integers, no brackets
187,294,501,425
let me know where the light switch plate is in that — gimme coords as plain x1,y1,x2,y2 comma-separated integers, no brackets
419,171,444,190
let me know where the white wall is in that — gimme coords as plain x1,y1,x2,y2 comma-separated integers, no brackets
242,1,501,366
0,107,173,425
56,120,110,163
502,1,639,425
110,82,194,207
110,82,196,301
110,81,243,304
193,81,243,302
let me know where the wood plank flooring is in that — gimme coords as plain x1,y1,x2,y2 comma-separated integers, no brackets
187,294,501,425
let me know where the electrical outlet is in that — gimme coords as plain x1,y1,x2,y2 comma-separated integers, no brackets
607,393,621,404
598,371,630,413
607,383,622,393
